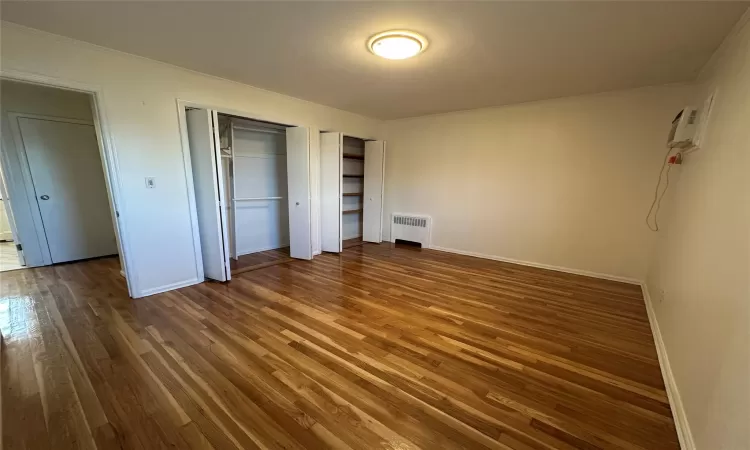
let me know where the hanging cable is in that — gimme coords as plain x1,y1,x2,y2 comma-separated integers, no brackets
645,146,675,232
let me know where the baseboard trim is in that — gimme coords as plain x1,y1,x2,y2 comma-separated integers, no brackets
137,278,202,298
641,283,695,450
429,245,642,285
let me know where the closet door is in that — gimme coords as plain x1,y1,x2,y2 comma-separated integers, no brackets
363,140,385,243
186,109,231,281
320,132,342,252
286,127,313,260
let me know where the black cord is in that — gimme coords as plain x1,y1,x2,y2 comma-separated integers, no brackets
646,146,675,232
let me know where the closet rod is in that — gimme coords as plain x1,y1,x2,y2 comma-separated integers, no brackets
233,197,285,201
232,125,285,135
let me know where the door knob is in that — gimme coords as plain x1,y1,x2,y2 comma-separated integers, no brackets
296,202,300,206
40,195,50,200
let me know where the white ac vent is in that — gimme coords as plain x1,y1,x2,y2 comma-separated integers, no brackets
391,213,432,248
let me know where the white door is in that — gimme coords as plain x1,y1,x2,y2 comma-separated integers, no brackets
186,109,231,281
363,140,385,243
19,117,118,264
320,132,342,252
286,127,313,260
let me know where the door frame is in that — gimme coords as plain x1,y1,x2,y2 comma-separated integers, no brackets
0,70,136,297
175,99,315,273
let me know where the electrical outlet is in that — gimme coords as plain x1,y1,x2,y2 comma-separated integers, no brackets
145,177,156,189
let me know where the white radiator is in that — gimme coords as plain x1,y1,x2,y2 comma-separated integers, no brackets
391,213,432,248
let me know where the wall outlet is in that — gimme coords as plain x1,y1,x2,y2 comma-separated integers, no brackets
145,177,156,189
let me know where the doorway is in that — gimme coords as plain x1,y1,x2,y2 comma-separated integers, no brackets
0,164,23,272
0,79,120,273
181,105,313,281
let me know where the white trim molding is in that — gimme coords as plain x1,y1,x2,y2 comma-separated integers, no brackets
641,283,695,450
430,245,643,285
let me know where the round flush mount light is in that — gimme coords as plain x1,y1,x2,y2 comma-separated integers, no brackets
368,30,428,60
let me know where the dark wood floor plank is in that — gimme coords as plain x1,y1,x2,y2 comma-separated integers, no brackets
1,243,679,449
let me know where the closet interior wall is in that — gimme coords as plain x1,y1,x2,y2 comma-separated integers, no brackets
220,114,290,259
342,136,365,240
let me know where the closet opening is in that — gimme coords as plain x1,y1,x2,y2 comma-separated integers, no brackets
220,114,294,274
342,136,365,249
183,106,313,281
320,132,385,254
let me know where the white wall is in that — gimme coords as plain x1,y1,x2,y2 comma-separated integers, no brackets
382,85,696,281
0,79,96,266
646,13,750,450
1,22,381,296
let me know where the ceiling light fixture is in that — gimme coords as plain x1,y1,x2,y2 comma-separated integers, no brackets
368,30,428,60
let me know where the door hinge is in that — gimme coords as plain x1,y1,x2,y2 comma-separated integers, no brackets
15,243,22,251
116,211,120,218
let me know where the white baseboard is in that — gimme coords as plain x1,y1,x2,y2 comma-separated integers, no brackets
137,278,202,298
429,245,642,285
641,284,695,450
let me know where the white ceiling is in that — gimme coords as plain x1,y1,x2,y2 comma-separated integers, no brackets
2,1,747,119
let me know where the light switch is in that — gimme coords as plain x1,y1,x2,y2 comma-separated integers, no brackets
145,177,156,188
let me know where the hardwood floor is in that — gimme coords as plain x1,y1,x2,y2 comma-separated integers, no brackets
229,247,292,275
342,237,364,249
0,243,678,449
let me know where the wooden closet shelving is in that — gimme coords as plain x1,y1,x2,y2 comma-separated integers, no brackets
342,174,364,178
342,208,363,214
343,153,365,160
343,192,363,197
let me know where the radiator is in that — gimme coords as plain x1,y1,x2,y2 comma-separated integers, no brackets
391,213,432,248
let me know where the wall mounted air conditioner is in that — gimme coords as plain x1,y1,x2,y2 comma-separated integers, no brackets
667,106,698,149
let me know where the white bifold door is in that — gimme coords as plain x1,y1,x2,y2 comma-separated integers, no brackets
319,132,342,252
363,140,385,243
285,127,313,260
186,109,231,281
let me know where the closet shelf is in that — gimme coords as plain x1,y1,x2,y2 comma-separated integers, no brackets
342,208,363,214
343,153,365,160
342,174,365,178
342,192,363,197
